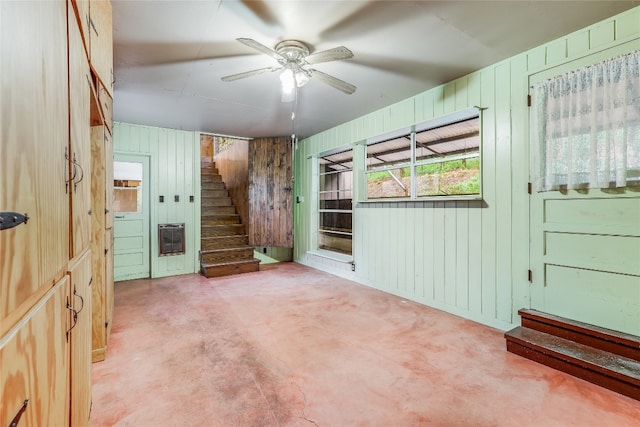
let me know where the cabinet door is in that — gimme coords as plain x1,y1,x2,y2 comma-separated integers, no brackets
105,228,115,339
90,126,107,362
71,0,91,57
105,130,114,229
0,0,69,333
0,277,70,427
89,0,113,96
70,1,93,259
68,250,92,427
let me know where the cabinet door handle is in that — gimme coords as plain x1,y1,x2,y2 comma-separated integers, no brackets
73,286,84,315
9,399,29,427
115,215,125,219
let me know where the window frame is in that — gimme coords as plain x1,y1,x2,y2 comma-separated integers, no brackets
363,107,483,202
317,147,354,257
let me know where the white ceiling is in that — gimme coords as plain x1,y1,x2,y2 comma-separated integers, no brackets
113,1,638,140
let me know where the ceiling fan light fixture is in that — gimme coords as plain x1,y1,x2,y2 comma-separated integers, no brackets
295,69,310,87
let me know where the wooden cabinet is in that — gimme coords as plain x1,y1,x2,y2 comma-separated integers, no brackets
68,251,93,427
1,0,113,424
91,125,114,361
0,277,70,427
89,0,114,96
71,0,90,57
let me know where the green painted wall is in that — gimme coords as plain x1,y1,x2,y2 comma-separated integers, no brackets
294,7,640,331
113,122,201,278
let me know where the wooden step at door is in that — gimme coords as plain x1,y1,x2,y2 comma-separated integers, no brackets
201,235,249,250
505,326,640,400
201,174,222,183
505,309,640,401
201,259,260,278
517,309,640,362
201,247,255,264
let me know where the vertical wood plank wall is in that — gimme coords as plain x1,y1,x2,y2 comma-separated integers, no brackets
215,140,250,234
294,7,640,331
249,137,293,247
112,122,200,278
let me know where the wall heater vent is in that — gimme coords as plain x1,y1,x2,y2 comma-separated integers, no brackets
159,223,185,256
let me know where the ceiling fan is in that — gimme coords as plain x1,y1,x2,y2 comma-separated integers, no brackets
221,38,356,102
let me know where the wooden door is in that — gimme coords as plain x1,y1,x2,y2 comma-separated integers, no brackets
69,0,93,259
68,250,92,427
105,227,115,338
0,0,69,334
71,0,90,57
105,130,114,229
248,137,294,247
0,277,70,427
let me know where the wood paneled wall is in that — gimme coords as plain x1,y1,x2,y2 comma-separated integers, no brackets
112,122,200,278
200,134,213,158
294,7,640,331
249,137,293,247
215,139,250,234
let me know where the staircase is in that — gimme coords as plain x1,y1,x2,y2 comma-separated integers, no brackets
505,309,640,400
200,159,260,278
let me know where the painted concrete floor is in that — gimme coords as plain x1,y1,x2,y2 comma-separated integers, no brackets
91,262,640,426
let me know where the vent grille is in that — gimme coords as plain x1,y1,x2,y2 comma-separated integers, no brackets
159,223,185,256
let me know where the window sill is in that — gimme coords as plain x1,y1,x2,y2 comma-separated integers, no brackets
356,195,483,204
307,250,354,264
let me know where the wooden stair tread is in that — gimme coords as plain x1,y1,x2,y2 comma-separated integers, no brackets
519,309,640,350
201,258,260,268
506,326,640,385
201,246,252,254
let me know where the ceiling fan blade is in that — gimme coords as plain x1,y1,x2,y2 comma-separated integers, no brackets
221,66,280,82
308,69,356,94
305,46,353,65
236,38,284,61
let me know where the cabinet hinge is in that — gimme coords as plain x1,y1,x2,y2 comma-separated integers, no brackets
528,269,533,283
527,94,532,107
105,321,109,329
527,182,532,194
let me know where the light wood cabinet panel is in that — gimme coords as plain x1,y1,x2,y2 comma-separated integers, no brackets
0,0,69,335
71,0,90,58
0,277,70,427
98,81,113,134
70,1,93,260
90,125,114,362
68,250,92,427
89,0,113,96
105,130,114,229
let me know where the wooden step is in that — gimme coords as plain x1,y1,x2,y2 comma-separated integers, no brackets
201,259,260,278
202,224,245,237
201,174,222,183
505,326,640,400
201,181,226,191
201,196,232,207
201,167,219,175
201,235,249,250
518,309,640,362
201,189,229,199
201,205,236,215
201,214,240,225
201,247,255,264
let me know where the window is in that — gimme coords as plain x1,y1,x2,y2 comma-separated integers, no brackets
318,148,353,255
113,161,143,213
366,108,481,200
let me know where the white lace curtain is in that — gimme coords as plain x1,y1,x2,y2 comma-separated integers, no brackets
531,50,640,191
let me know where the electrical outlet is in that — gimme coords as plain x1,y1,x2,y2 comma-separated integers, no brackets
351,263,355,272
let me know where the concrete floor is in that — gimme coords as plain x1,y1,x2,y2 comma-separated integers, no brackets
91,262,640,426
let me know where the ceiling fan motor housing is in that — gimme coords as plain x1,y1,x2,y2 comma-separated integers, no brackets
275,40,310,65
